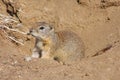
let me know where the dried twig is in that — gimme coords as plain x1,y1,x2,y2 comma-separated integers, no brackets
7,36,24,45
92,45,113,57
2,29,24,45
0,25,27,35
0,14,18,23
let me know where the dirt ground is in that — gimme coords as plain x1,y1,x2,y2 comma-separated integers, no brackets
0,0,120,80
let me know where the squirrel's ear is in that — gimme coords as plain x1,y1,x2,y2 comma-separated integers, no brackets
49,24,54,30
49,25,55,33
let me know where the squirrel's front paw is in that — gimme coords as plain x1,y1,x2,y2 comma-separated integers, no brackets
31,52,40,58
24,56,32,61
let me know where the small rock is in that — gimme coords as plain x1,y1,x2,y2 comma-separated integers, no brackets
24,56,32,61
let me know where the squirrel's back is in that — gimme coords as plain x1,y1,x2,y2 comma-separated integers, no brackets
52,30,85,64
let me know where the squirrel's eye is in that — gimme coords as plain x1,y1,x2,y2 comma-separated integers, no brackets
39,26,44,30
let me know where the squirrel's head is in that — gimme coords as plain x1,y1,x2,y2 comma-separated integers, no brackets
28,22,54,39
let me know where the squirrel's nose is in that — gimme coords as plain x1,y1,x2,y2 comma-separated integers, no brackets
30,29,33,33
27,29,33,35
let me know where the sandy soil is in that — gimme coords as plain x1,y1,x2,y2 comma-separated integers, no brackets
0,0,120,80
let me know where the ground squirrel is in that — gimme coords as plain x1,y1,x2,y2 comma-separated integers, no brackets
26,22,85,64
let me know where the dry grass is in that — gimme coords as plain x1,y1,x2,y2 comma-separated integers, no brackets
0,14,27,45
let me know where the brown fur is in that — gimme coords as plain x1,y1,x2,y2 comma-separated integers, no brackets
28,22,85,64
